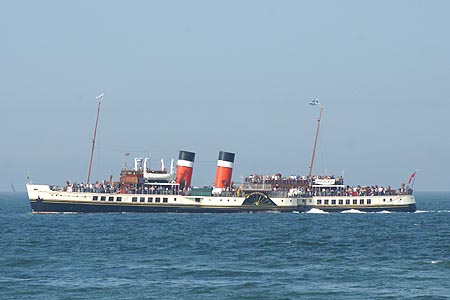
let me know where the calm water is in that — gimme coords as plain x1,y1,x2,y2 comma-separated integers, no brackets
1,192,449,300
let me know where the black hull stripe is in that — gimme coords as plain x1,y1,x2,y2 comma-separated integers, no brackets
30,201,416,213
31,202,294,213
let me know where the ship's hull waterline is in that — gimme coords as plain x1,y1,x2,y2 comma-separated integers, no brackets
29,201,416,214
29,200,299,214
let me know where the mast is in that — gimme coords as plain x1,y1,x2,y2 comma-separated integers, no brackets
309,105,323,177
87,93,104,184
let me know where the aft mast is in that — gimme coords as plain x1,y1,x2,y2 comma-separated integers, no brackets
87,93,104,184
308,102,323,177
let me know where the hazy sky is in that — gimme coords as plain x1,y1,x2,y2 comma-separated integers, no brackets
1,0,449,192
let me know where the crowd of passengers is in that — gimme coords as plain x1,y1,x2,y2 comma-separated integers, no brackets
246,174,344,185
303,184,413,197
54,180,412,197
52,181,180,195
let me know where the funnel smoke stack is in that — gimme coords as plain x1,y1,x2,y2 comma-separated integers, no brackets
175,151,195,188
214,151,235,188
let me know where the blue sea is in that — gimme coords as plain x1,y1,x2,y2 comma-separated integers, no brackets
1,192,449,300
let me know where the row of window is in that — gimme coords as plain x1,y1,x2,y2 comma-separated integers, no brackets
92,196,175,203
91,196,300,204
132,197,173,203
93,196,122,202
316,199,372,205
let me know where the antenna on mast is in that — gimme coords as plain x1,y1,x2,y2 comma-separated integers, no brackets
87,93,104,184
308,99,323,177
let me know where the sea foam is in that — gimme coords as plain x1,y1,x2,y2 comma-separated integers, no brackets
306,208,329,214
341,209,366,214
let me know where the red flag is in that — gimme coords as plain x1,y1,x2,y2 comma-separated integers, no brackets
408,171,416,184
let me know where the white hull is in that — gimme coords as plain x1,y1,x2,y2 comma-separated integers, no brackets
301,194,416,212
27,184,416,213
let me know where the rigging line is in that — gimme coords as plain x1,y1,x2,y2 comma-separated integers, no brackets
87,93,104,184
309,105,323,177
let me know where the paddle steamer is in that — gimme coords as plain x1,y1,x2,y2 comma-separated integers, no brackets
26,161,416,213
26,95,416,213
